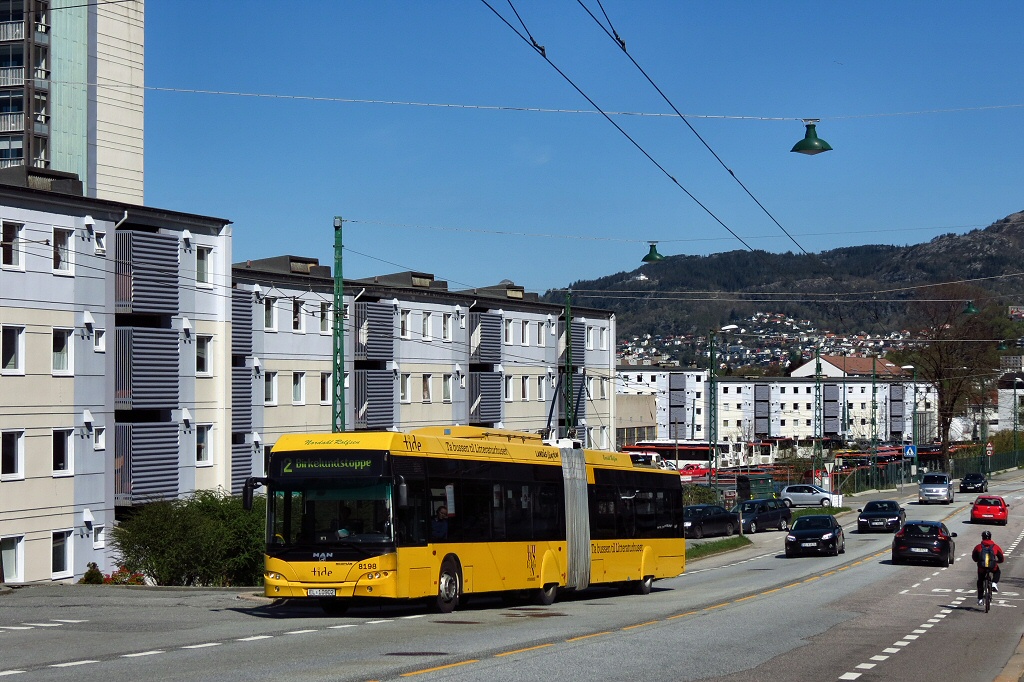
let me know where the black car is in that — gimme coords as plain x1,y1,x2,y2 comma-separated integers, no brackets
891,520,957,566
785,514,846,557
683,504,739,539
960,473,989,493
731,498,792,534
857,500,906,533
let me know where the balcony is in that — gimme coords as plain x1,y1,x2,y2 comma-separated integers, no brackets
0,111,23,132
0,156,22,169
0,21,23,42
114,231,180,314
0,66,24,87
353,369,394,429
114,422,181,505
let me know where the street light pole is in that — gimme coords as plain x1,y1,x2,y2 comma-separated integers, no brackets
1015,376,1022,456
332,216,346,433
902,364,918,480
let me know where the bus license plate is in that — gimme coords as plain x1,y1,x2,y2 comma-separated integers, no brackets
308,588,336,597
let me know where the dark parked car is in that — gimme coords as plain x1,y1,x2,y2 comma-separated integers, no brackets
731,498,792,534
785,514,846,557
891,520,957,566
960,473,989,493
683,504,739,539
857,500,906,533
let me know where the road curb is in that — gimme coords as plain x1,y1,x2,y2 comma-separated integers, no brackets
992,633,1024,682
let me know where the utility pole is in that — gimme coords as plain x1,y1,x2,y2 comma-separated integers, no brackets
871,356,878,489
709,331,718,492
813,345,823,487
563,290,574,439
332,216,346,432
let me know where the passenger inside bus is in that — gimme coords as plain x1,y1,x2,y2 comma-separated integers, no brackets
431,505,449,540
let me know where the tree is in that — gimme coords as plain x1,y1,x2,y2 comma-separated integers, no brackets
902,285,1003,470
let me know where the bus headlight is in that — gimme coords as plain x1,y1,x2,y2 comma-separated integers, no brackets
265,572,283,581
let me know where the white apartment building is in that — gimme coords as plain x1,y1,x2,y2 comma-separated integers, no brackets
0,176,230,584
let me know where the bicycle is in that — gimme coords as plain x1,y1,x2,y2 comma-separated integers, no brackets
982,569,994,613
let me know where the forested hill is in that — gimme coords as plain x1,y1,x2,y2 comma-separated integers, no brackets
544,211,1024,339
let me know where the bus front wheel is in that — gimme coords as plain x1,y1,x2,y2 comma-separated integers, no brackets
435,558,461,613
533,583,558,606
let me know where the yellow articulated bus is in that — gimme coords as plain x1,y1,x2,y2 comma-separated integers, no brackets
243,426,685,614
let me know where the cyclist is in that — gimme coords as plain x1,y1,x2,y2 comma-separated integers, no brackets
972,530,1005,606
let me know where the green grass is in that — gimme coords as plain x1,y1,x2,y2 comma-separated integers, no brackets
686,534,753,561
791,506,851,521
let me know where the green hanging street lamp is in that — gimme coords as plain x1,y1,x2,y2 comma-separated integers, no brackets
963,300,979,315
791,119,833,155
642,241,665,263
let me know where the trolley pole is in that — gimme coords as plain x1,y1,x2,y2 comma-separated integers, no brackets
332,216,346,432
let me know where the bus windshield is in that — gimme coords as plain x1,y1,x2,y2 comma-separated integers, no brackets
268,480,394,548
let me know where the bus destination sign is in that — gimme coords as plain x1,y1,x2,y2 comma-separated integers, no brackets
274,451,385,478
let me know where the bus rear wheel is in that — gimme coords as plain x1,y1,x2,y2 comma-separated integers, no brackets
635,575,654,595
435,558,461,613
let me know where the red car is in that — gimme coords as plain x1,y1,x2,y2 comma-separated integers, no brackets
970,495,1009,525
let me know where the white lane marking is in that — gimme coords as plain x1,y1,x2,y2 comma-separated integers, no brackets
402,614,427,619
870,655,889,661
904,635,919,640
912,629,927,634
856,663,876,669
920,623,934,628
883,648,901,654
181,643,221,649
285,630,318,635
366,620,393,624
122,651,164,658
0,672,26,677
893,641,911,647
0,627,32,631
839,673,862,680
328,624,358,629
49,661,98,668
49,619,88,623
238,635,273,641
911,583,921,588
22,623,61,627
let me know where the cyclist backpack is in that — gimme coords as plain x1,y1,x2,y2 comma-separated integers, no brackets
980,544,997,569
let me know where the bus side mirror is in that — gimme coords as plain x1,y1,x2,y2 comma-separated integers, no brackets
396,476,409,508
242,477,266,511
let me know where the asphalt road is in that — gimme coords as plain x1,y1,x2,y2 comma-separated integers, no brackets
3,473,1024,682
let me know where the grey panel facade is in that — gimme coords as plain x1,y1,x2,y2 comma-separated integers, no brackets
469,371,502,423
231,288,253,355
232,365,252,432
470,313,502,364
355,302,394,361
114,327,180,409
114,231,179,314
354,369,395,429
115,422,180,503
230,442,252,495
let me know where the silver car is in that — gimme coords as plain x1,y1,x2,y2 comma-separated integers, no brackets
779,484,834,507
919,473,954,504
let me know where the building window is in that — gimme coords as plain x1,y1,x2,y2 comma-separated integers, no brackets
538,376,546,402
94,329,106,352
723,387,729,393
1,430,23,480
586,326,595,350
723,420,730,427
92,525,106,550
442,313,453,342
861,418,867,425
94,230,106,255
93,426,106,451
320,372,331,404
196,335,212,376
52,227,73,273
52,429,72,475
504,319,513,345
600,327,608,351
806,419,812,426
599,378,608,400
51,328,72,375
521,376,530,401
586,376,595,398
780,387,786,394
1,221,22,269
806,403,811,410
780,419,787,427
536,322,545,346
504,375,514,401
292,372,305,405
264,298,277,331
422,311,433,341
521,320,529,346
400,310,411,339
196,246,212,287
196,425,211,465
443,374,453,403
292,300,304,333
793,403,799,410
1,535,23,583
264,372,278,405
400,374,411,403
51,530,72,579
422,374,433,403
320,302,330,334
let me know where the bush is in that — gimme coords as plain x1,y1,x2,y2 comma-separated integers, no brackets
103,566,146,585
78,562,104,584
682,484,719,506
111,489,266,587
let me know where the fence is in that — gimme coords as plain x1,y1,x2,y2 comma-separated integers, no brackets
834,448,1024,496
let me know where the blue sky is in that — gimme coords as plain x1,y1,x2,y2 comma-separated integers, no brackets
144,2,1024,294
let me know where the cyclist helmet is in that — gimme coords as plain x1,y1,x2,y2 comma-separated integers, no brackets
982,530,992,540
